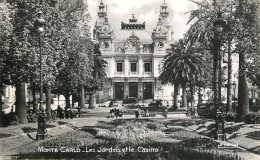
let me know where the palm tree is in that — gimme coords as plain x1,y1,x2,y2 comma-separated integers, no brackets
159,39,204,110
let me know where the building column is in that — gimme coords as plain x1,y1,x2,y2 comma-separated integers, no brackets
138,56,143,77
138,78,143,100
124,56,129,76
124,78,128,99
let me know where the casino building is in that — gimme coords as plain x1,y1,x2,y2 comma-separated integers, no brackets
93,1,175,102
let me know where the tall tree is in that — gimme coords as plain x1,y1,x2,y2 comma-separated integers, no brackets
0,0,13,126
235,0,260,121
6,0,41,124
185,0,260,119
159,39,204,109
86,44,107,109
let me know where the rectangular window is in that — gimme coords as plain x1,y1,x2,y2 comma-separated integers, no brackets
144,62,151,72
117,62,123,72
131,63,137,72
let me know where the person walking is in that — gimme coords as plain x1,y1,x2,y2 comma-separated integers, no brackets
135,109,140,119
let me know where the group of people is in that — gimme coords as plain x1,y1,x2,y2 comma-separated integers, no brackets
110,108,123,118
57,105,73,119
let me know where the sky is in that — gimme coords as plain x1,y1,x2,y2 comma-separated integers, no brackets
87,0,198,40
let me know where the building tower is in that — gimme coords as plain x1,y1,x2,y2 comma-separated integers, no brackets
93,0,114,51
152,0,173,53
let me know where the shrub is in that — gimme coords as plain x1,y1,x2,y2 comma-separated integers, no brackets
225,112,237,122
22,127,38,133
246,131,260,140
164,126,185,133
27,113,37,123
146,121,164,130
181,137,219,148
0,133,15,139
123,97,138,104
244,112,260,124
57,121,68,125
224,125,241,134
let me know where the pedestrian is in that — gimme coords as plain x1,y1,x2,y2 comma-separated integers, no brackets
57,105,63,119
163,108,168,118
116,109,119,117
135,109,140,119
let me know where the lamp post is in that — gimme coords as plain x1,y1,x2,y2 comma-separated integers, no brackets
213,11,226,141
35,10,46,140
214,12,226,105
35,11,45,112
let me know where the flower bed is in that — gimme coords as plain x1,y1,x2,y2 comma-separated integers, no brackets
96,121,165,144
169,131,201,140
40,131,95,147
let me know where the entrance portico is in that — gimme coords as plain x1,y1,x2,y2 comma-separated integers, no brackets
112,78,154,100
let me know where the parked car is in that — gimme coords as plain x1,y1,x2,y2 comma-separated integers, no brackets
148,99,163,107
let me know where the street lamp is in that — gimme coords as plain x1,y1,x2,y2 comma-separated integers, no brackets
213,12,226,141
35,10,46,140
35,11,45,112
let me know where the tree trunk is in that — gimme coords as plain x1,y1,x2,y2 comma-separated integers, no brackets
0,83,3,127
32,83,38,114
237,50,249,121
45,86,52,120
79,83,85,108
198,85,202,105
181,84,187,110
227,40,232,112
0,57,3,126
16,83,28,124
65,91,70,109
190,83,194,109
173,84,179,108
89,92,95,109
